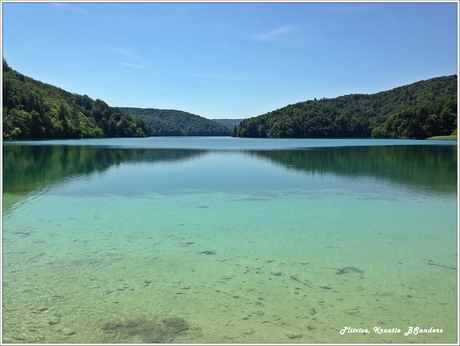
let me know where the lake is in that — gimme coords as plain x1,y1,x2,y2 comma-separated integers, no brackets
2,137,457,343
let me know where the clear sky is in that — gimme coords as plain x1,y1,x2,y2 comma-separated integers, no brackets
2,1,458,119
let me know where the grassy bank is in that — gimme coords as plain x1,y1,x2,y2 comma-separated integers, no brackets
427,135,457,140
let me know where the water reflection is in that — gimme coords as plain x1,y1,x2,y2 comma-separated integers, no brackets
3,143,457,209
248,145,457,195
2,145,207,196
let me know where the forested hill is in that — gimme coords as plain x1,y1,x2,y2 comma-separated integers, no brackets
120,108,231,136
2,60,149,139
212,118,244,129
232,75,457,139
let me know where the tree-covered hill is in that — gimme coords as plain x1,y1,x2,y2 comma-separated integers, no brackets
2,59,149,139
232,75,457,139
212,118,244,130
371,95,457,139
120,107,231,136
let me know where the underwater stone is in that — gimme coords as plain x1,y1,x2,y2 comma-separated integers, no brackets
48,317,60,325
287,333,303,339
101,316,189,343
61,328,76,335
200,250,216,255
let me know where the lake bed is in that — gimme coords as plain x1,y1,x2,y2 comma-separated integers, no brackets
2,137,457,343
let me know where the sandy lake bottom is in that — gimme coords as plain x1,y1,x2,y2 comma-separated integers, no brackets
2,187,457,343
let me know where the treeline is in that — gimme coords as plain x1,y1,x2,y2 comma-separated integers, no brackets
371,95,457,138
2,59,149,139
232,75,457,139
212,118,244,130
120,107,231,136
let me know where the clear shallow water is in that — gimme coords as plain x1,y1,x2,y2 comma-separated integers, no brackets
2,137,457,343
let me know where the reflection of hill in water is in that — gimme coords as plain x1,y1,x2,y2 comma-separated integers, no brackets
248,145,457,195
3,144,456,212
3,145,207,196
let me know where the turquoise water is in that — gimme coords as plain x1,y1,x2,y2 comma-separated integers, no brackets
2,138,457,343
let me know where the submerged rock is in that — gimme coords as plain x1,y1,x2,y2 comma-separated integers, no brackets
101,316,189,343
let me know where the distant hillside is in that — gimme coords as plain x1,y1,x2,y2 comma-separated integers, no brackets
233,75,457,139
212,118,245,130
120,107,231,136
2,59,148,139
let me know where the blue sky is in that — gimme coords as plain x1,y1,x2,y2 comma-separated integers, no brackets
2,1,458,119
